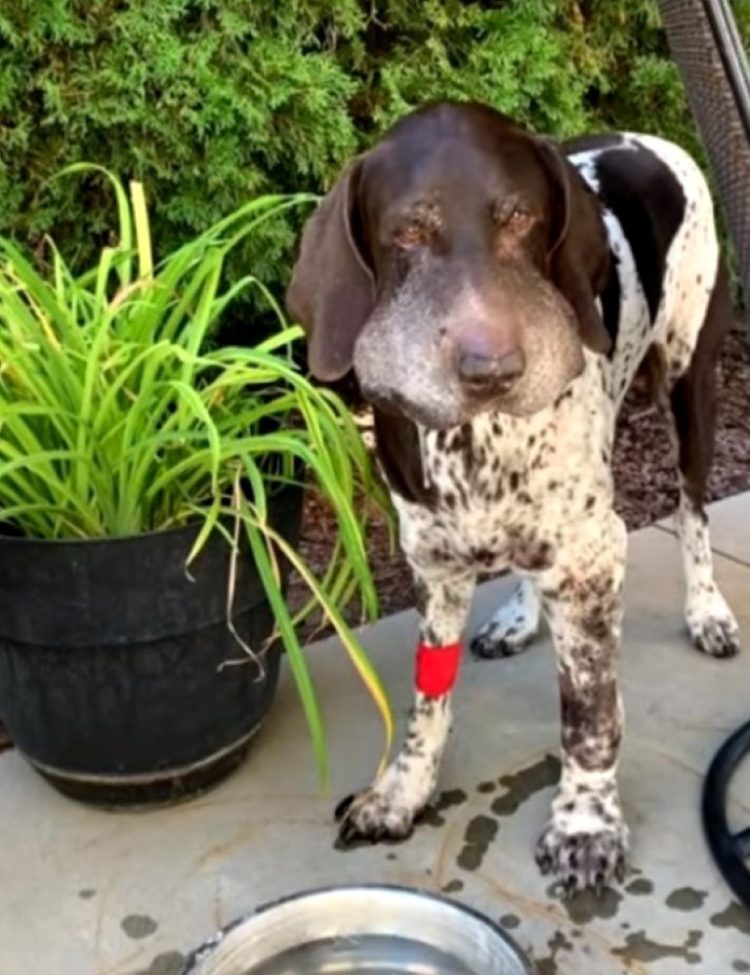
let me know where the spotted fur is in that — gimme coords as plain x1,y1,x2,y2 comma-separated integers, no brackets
289,110,740,893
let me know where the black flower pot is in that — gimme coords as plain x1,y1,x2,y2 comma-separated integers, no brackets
0,487,302,808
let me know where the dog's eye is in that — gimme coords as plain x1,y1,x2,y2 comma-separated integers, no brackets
494,203,534,235
506,207,533,233
394,224,428,249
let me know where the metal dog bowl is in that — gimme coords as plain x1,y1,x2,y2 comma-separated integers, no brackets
182,884,533,974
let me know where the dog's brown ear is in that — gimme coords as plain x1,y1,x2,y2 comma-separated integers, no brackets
536,139,612,355
286,158,375,381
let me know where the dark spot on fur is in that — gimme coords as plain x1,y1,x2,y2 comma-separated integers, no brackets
581,603,611,641
472,547,496,567
553,577,574,598
509,471,520,491
559,662,620,771
451,423,474,478
429,546,450,564
515,541,553,572
416,695,442,719
413,576,430,618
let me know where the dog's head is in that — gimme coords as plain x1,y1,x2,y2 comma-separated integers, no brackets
287,102,610,429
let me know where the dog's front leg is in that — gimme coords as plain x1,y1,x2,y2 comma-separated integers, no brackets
336,568,475,844
535,514,629,892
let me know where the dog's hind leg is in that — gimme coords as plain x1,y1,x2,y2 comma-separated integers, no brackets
470,576,541,659
665,264,740,658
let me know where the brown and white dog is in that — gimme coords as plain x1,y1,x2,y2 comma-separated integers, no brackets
287,101,741,893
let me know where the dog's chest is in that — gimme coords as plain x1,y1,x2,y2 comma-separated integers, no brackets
395,361,616,574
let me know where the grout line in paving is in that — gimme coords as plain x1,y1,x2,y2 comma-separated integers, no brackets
652,522,750,569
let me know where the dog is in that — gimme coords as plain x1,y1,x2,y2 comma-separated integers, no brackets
286,101,741,893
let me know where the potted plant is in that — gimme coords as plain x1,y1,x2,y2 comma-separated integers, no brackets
0,168,393,807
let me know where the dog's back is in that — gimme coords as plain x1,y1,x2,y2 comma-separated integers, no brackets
568,132,719,389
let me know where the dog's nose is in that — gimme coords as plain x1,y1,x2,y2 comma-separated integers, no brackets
457,347,526,389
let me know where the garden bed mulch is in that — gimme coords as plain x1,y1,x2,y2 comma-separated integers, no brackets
0,325,748,753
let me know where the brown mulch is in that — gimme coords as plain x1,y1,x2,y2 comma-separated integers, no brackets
0,326,748,753
614,324,750,527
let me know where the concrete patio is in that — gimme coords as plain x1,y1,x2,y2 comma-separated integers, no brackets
2,495,750,974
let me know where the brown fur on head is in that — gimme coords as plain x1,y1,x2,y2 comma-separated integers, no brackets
287,101,610,429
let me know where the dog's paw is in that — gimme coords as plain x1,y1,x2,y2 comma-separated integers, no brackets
335,788,418,845
687,591,741,659
470,584,540,660
470,619,534,659
535,819,628,894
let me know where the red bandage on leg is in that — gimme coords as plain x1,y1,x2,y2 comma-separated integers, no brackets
415,641,462,697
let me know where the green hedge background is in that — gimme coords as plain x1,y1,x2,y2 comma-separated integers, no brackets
2,0,749,319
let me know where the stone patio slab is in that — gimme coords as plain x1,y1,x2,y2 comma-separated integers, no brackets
658,491,750,567
1,510,750,974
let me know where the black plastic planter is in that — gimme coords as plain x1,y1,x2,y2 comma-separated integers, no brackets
0,487,302,808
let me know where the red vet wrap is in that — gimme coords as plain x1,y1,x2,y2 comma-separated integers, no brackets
415,641,463,697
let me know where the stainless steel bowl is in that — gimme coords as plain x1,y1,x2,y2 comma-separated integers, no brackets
182,884,533,975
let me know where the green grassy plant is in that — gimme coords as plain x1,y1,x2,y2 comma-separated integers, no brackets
0,168,394,784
